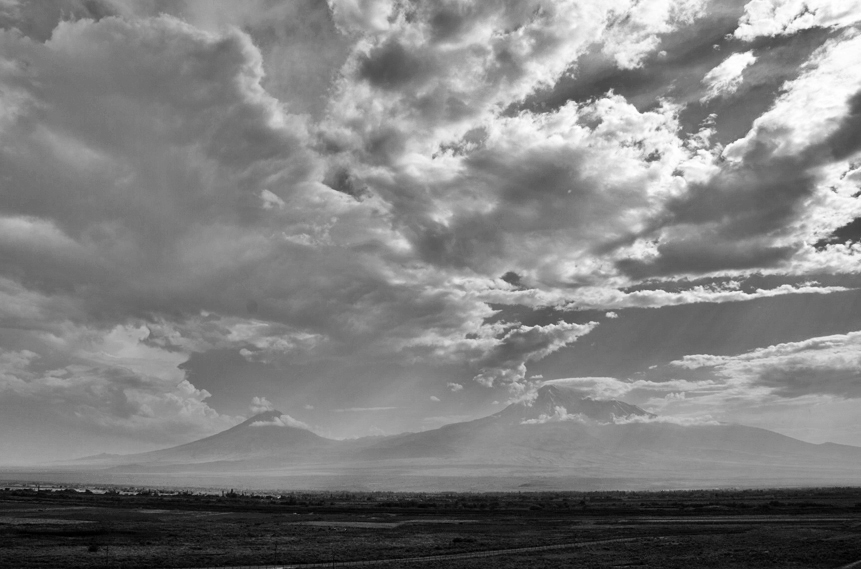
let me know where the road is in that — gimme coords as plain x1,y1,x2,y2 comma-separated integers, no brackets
180,536,640,569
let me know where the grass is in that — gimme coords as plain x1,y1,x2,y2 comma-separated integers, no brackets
0,486,860,567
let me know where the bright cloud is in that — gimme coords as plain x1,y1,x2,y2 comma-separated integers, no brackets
671,331,861,399
521,406,589,425
735,0,861,40
702,51,756,101
249,396,274,414
250,414,311,430
2,1,861,453
543,376,719,400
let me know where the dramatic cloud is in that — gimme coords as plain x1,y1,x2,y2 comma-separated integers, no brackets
472,321,598,390
615,29,861,279
0,323,239,442
672,331,861,399
543,376,719,400
734,0,861,40
2,1,861,454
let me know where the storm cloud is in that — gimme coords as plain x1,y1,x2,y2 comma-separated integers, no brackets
2,0,861,457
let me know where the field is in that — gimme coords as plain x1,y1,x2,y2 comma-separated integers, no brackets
1,485,861,568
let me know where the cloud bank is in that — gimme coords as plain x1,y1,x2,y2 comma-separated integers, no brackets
1,0,861,453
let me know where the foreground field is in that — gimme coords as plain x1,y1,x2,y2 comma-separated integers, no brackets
1,486,860,568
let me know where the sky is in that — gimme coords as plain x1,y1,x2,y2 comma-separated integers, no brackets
1,0,861,463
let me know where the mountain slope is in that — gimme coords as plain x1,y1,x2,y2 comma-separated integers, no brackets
356,386,861,475
67,386,861,489
114,411,336,465
492,384,655,424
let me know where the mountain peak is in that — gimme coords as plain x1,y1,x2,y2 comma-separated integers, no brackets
496,383,654,424
238,409,286,427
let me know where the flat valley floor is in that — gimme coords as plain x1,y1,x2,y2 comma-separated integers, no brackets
1,486,861,568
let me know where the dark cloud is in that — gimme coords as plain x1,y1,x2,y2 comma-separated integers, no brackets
429,6,471,44
511,4,834,150
358,39,435,90
4,0,861,454
696,26,837,145
239,0,351,118
510,0,747,115
500,271,523,288
615,83,861,278
323,167,370,200
0,0,118,42
758,366,861,398
617,238,797,279
825,91,861,160
396,106,662,274
816,216,861,249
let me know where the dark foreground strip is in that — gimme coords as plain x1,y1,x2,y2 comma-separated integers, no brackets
178,537,639,569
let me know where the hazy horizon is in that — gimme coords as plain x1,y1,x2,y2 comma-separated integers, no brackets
2,0,861,465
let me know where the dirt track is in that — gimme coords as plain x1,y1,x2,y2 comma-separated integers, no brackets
181,537,640,568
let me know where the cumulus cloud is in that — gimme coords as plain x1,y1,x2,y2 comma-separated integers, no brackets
515,398,718,426
250,414,310,430
611,414,719,426
615,30,861,280
671,331,861,399
602,0,707,69
521,406,589,425
564,283,852,310
368,95,688,282
2,1,861,451
701,51,756,102
447,382,463,392
429,395,440,402
323,0,705,165
735,0,861,41
0,324,240,442
249,396,274,414
543,376,720,400
472,321,598,390
543,377,634,399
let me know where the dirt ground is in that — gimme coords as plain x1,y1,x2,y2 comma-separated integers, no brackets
1,486,860,568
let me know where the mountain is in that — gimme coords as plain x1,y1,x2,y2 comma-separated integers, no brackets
492,383,655,424
64,386,861,490
79,411,338,468
360,385,861,465
354,385,646,461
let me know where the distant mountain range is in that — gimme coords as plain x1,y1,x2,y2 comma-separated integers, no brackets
64,385,861,490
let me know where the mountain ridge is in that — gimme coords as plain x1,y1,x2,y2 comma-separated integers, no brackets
61,385,861,489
